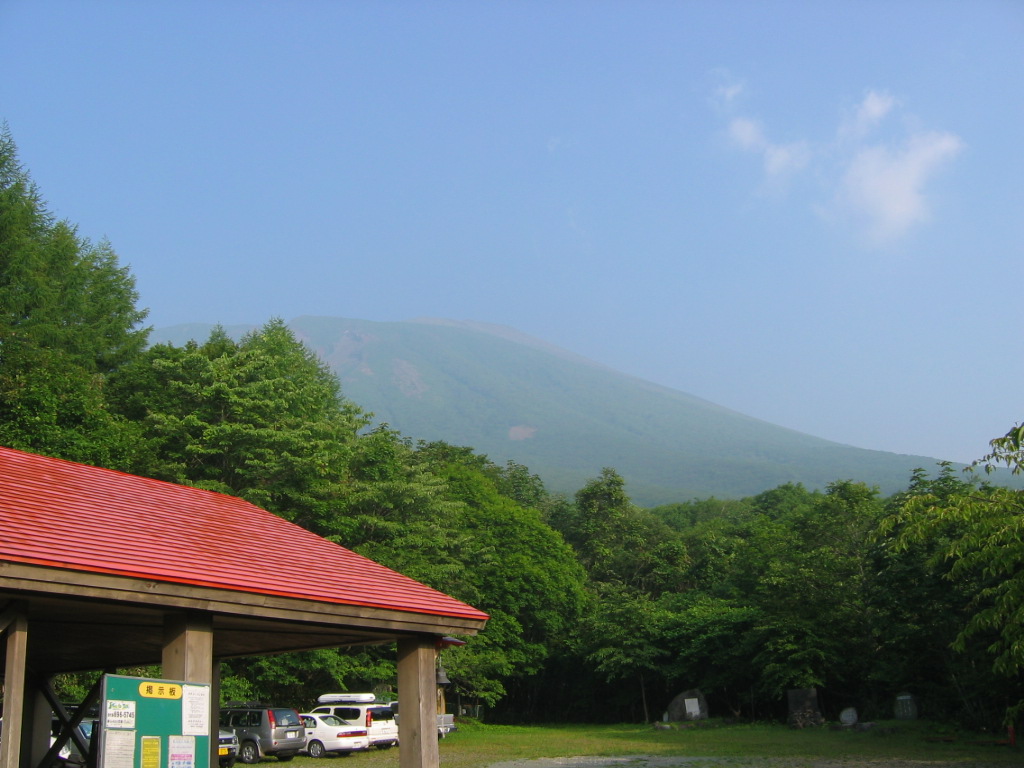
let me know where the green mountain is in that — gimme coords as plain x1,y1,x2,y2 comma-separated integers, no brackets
152,316,953,506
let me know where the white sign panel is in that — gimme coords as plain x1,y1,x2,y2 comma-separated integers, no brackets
182,685,210,735
106,700,137,729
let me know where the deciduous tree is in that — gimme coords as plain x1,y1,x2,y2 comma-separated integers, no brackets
885,435,1024,721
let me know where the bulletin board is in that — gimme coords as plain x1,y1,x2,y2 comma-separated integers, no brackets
99,675,211,768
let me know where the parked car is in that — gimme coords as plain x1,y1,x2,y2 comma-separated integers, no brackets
1,717,92,763
299,713,369,757
218,727,239,767
389,701,457,739
309,694,398,750
219,705,305,763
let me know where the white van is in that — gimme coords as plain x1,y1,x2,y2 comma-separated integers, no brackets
310,694,399,750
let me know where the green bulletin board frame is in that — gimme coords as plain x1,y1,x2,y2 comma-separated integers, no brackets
99,675,211,768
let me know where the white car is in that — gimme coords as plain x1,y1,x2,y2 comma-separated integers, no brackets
310,695,399,750
299,713,370,757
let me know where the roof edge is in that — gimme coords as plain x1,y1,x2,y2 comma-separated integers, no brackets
0,562,488,635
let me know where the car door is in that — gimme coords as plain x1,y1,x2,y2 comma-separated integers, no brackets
301,715,316,747
226,711,257,749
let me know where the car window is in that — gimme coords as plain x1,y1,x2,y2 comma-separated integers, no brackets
230,711,256,727
368,707,394,721
333,708,359,720
272,709,301,727
318,715,342,726
301,716,314,728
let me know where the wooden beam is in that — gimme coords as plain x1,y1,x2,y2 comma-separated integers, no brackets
1,563,486,635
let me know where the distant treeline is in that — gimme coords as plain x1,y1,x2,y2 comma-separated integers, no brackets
2,126,1022,729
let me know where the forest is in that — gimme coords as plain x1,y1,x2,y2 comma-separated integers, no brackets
2,126,1022,731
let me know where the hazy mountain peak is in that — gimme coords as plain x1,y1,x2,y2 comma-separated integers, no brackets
409,317,612,370
152,315,951,505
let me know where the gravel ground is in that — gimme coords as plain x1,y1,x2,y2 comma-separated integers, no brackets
487,755,1017,768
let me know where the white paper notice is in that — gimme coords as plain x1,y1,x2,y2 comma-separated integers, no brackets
684,698,700,717
103,729,136,768
169,735,196,768
181,685,210,735
105,700,137,729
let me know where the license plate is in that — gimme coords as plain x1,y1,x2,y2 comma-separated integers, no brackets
218,749,228,756
286,731,297,738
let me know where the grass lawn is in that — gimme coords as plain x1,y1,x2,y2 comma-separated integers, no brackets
285,720,1021,768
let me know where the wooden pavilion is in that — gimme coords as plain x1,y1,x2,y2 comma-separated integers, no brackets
0,446,488,768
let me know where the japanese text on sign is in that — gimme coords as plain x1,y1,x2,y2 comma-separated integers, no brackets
138,682,182,699
105,700,137,729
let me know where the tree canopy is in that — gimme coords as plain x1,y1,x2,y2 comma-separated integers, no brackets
0,125,148,468
3,126,1023,729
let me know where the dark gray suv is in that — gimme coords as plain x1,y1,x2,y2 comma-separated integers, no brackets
219,705,305,764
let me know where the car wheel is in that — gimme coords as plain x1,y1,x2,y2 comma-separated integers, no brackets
307,741,325,759
238,743,260,764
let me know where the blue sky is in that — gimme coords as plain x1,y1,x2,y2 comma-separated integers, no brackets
2,0,1021,464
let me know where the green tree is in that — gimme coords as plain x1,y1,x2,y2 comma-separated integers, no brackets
747,481,883,699
107,320,365,527
0,126,148,467
329,430,470,583
553,467,689,592
414,444,589,706
873,464,1004,725
659,592,761,717
582,584,669,722
885,432,1024,722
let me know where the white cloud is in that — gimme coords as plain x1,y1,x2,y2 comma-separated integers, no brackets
838,130,964,243
729,118,809,178
721,85,962,244
729,117,763,150
764,142,811,176
709,69,745,110
716,81,744,106
840,90,897,140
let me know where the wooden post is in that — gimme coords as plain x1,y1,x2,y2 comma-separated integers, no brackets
0,606,29,768
396,636,438,768
163,612,216,768
162,611,214,683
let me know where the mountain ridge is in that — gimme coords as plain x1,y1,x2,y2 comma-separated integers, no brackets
151,316,952,506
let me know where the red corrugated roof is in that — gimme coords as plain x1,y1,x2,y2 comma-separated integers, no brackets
0,446,488,622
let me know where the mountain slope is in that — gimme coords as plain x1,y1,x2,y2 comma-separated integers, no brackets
153,316,948,506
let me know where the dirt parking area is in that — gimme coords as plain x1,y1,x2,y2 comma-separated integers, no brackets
488,755,1016,768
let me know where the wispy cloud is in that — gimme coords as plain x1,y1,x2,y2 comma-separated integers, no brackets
715,80,744,107
709,69,745,110
722,87,963,244
840,89,897,140
729,117,810,178
838,130,963,243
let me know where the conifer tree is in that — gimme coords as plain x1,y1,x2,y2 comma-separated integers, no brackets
0,126,148,467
